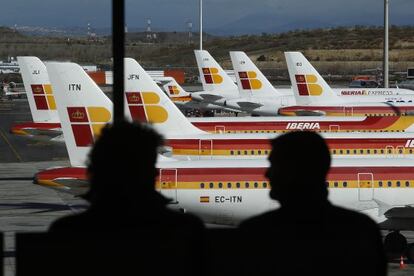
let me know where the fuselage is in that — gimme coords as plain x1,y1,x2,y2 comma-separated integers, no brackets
164,132,414,159
192,88,414,116
189,116,414,134
279,103,414,117
34,158,414,226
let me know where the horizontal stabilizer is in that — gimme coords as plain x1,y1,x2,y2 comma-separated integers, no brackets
234,101,263,110
196,93,224,101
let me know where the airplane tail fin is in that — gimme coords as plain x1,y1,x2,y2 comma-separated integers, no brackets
162,78,192,101
46,62,113,167
230,51,282,98
124,58,204,136
17,57,60,123
284,52,342,105
194,50,238,94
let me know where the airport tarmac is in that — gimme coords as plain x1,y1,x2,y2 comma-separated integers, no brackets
0,97,414,275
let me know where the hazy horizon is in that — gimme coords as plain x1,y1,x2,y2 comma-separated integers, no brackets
2,0,413,35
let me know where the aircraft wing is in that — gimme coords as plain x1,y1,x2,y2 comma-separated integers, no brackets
235,101,263,110
195,94,224,101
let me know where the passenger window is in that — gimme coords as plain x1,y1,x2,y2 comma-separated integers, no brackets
379,181,383,187
406,181,410,187
209,183,214,188
200,183,205,189
245,183,249,188
236,182,240,188
227,182,232,188
387,181,392,187
218,183,223,188
343,182,347,187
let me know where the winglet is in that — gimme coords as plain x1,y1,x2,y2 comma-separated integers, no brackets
47,62,113,167
285,52,342,105
17,56,60,123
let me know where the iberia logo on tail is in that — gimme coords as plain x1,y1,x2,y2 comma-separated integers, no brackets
202,67,223,84
295,74,323,96
31,84,56,110
238,71,262,90
68,106,111,147
168,86,179,95
126,92,168,123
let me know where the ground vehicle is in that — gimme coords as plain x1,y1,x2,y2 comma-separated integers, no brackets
349,79,379,88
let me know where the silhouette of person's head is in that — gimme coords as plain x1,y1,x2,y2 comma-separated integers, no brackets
266,131,331,206
83,121,166,207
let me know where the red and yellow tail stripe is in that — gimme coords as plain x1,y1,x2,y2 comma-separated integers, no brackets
68,106,111,147
31,84,56,110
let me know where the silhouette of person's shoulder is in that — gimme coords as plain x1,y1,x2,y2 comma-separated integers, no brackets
238,204,386,276
240,203,380,238
49,205,204,233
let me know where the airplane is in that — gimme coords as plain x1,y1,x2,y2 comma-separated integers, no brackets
113,70,414,134
36,61,414,251
42,58,414,160
2,82,26,98
123,57,414,160
162,76,414,134
279,52,414,116
161,78,240,113
10,57,61,136
192,50,414,116
190,116,414,134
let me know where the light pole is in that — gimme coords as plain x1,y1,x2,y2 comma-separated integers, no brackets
383,0,389,88
199,0,203,50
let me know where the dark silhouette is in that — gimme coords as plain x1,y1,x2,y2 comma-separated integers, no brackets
50,121,204,232
43,121,205,276
238,131,387,276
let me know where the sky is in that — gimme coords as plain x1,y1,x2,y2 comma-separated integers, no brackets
2,0,414,34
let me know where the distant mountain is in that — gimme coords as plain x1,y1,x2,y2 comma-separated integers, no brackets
207,11,414,35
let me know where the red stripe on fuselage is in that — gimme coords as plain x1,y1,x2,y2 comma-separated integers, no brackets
35,166,414,184
192,116,400,132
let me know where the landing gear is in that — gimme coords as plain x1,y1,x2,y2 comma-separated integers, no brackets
384,231,407,260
